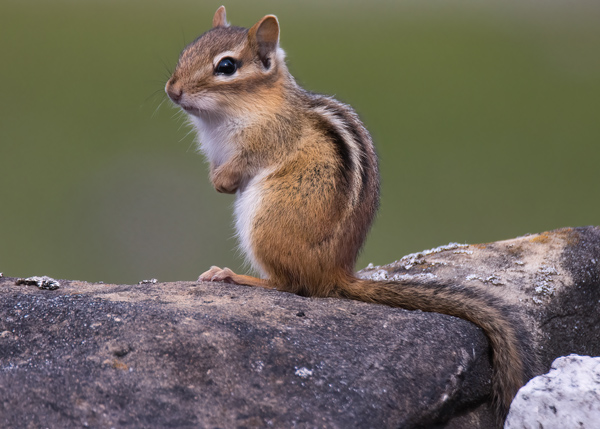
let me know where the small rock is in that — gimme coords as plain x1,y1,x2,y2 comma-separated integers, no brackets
15,276,60,290
505,354,600,428
295,367,313,378
108,342,132,357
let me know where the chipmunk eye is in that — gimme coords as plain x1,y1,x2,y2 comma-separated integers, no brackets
215,57,237,75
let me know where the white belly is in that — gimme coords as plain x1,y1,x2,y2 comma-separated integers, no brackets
233,168,272,278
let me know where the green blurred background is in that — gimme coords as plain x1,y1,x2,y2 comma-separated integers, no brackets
1,0,598,284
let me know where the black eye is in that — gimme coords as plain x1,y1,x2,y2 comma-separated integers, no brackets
215,57,237,75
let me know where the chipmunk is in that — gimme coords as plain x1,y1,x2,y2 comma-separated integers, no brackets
165,6,537,424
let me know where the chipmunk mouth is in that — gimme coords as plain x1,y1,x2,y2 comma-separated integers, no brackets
178,95,220,117
165,81,201,115
179,102,202,116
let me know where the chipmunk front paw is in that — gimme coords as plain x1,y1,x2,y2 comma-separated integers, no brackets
210,165,241,194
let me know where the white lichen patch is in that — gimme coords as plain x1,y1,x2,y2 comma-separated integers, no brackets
390,273,437,282
359,270,437,282
485,274,504,286
453,249,474,255
465,273,504,286
251,360,265,373
399,242,468,269
365,269,390,281
400,256,424,270
532,264,558,304
294,367,313,378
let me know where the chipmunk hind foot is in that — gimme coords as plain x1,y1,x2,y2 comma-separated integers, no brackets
198,266,272,289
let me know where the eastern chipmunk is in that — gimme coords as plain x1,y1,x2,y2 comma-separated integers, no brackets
166,6,536,424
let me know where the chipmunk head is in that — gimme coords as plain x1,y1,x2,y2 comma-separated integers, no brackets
165,6,287,118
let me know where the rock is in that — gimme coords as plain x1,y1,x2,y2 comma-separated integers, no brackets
0,226,598,428
15,275,60,290
0,278,489,427
505,354,600,429
0,278,492,428
359,226,600,369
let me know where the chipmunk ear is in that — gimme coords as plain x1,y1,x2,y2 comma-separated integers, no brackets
248,15,280,69
212,6,229,28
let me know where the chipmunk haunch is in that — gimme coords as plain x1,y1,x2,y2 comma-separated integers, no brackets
166,6,537,424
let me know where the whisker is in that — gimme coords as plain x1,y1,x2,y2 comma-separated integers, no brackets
151,98,168,118
180,127,196,145
143,87,167,105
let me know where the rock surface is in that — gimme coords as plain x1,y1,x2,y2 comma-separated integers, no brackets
1,226,599,428
359,226,600,369
505,354,600,429
0,277,492,428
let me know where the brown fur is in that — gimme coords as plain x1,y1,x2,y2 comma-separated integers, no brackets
166,6,537,425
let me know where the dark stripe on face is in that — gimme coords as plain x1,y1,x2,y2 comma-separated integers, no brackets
221,61,281,94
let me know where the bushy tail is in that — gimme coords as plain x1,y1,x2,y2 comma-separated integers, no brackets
338,277,538,422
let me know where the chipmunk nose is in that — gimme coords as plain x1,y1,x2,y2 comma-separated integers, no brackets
165,79,183,103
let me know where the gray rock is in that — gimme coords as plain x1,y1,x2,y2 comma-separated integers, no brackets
505,354,600,429
0,278,492,428
359,226,600,369
15,275,61,290
1,226,599,428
